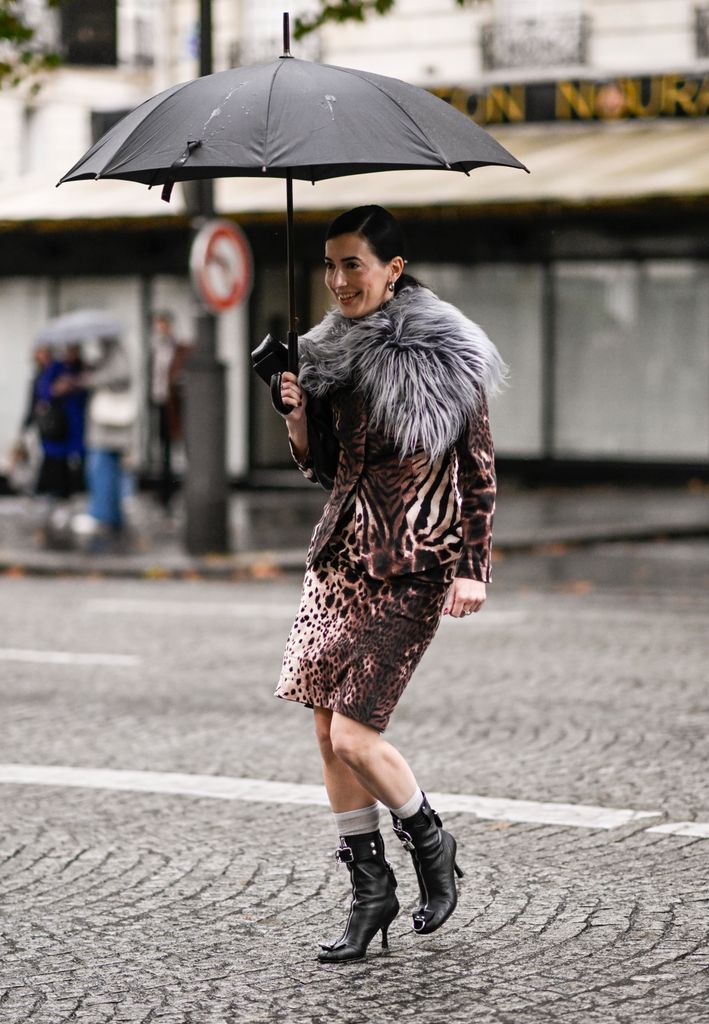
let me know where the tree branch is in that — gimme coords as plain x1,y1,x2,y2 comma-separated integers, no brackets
294,0,477,40
0,0,61,92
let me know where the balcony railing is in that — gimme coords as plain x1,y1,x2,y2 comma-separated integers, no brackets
696,5,709,57
481,15,591,72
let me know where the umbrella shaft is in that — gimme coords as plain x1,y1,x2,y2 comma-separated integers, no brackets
287,330,298,375
286,171,298,372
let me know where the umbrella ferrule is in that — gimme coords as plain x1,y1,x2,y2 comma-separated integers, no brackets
281,12,293,58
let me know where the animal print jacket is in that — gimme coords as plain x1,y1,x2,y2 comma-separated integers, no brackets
290,286,507,583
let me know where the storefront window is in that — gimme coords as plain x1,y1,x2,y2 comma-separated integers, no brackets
246,256,708,474
554,261,709,459
418,263,544,456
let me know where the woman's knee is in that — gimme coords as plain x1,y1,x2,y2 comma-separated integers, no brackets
330,715,374,769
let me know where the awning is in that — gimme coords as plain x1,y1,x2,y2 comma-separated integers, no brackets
1,119,707,228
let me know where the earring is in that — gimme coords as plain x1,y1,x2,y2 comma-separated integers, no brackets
388,281,395,292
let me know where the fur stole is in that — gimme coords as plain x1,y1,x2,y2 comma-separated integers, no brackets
298,286,508,460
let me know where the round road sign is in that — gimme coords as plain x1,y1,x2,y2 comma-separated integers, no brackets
190,219,253,313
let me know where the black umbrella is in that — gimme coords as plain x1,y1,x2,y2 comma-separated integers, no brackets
59,15,527,372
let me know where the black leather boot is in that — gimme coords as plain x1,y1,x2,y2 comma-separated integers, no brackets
318,830,400,964
391,795,464,935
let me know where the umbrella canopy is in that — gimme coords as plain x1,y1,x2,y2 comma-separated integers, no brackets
59,20,527,373
58,57,527,189
35,309,125,348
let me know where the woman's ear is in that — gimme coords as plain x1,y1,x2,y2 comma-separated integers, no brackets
390,255,405,282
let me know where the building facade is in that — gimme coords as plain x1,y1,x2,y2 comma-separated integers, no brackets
1,0,707,486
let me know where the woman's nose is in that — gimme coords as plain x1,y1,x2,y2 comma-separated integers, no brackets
330,267,347,289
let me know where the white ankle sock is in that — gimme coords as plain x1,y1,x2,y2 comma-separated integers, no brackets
390,786,423,821
333,802,381,837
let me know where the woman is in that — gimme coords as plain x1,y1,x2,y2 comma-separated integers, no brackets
274,206,507,964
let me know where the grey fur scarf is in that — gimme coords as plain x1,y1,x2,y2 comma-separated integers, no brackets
298,286,508,460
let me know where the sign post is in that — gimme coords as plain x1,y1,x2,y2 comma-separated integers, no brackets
183,219,253,556
182,0,256,556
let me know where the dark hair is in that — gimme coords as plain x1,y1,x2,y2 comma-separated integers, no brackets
325,205,422,295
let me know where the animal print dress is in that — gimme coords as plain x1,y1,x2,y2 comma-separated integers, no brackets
275,418,457,734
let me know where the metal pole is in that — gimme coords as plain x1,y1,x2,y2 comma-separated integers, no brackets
183,0,229,554
200,0,212,72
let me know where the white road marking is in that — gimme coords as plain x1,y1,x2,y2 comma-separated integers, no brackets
645,821,709,839
0,649,140,667
0,764,674,833
428,792,657,830
0,765,327,805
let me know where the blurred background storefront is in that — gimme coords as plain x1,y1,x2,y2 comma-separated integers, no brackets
0,0,707,488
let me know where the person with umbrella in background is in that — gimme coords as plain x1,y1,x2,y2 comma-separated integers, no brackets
79,335,136,552
24,342,86,537
53,342,88,493
274,205,507,963
25,344,70,501
31,311,135,550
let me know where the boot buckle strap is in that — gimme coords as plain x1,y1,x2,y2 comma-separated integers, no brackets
335,843,354,864
393,826,415,852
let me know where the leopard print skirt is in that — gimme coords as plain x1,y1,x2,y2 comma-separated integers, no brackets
275,499,453,732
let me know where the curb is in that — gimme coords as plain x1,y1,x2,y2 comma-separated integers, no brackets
1,520,708,579
0,547,307,581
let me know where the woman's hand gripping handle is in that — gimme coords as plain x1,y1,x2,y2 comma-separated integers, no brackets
278,371,309,463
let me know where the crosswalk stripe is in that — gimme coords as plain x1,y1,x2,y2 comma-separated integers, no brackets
0,649,140,667
0,764,677,834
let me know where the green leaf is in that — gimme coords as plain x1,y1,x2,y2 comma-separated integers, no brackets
0,0,61,90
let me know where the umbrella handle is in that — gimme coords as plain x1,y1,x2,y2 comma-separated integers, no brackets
270,372,294,416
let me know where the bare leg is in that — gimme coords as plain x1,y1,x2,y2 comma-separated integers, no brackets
314,708,460,947
328,711,418,809
314,708,402,963
314,707,377,813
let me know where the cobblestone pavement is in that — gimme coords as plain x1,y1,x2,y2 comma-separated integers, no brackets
1,543,708,1023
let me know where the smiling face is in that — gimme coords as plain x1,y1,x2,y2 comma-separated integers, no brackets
324,232,404,319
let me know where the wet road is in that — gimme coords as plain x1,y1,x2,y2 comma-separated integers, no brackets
0,540,707,1023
